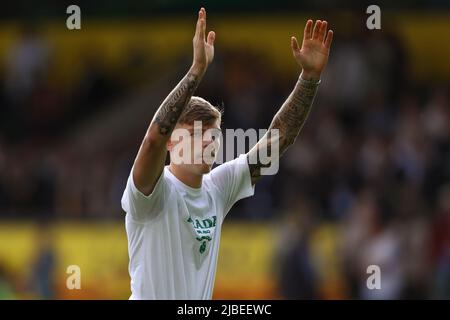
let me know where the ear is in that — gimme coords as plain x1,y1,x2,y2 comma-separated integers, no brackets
167,139,173,152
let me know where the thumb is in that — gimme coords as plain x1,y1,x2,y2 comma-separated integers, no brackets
291,36,300,52
207,31,216,46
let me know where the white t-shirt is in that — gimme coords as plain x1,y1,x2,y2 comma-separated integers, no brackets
121,154,255,300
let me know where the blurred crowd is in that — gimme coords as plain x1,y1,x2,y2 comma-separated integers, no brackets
0,26,159,218
0,21,449,299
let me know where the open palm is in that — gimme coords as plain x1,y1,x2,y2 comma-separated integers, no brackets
291,20,333,80
193,8,215,70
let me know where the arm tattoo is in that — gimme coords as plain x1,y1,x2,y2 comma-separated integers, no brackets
248,77,320,181
154,71,200,135
270,77,319,153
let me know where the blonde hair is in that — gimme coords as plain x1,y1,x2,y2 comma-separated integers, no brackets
178,96,222,125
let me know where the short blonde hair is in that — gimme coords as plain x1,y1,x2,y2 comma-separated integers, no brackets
178,96,222,126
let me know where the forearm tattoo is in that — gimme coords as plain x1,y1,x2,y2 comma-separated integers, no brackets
270,77,319,153
248,77,319,180
154,72,199,135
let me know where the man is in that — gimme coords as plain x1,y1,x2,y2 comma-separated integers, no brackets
121,7,333,299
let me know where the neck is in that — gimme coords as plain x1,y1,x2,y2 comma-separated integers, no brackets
168,164,203,189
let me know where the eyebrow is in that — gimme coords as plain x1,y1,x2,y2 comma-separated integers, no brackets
187,127,221,133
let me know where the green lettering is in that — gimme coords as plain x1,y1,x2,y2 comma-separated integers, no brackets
202,218,213,228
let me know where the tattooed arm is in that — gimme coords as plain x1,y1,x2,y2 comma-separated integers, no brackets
247,19,333,185
133,7,216,196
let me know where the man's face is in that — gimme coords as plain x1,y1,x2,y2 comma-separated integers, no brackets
168,119,221,175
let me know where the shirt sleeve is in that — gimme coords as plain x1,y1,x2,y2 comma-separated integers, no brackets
208,153,255,219
121,166,167,223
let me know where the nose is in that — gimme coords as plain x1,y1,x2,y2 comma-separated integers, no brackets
202,138,213,148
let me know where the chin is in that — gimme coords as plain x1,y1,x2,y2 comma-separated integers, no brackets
199,163,212,174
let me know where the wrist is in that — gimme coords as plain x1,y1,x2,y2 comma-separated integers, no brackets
300,70,321,82
190,63,207,77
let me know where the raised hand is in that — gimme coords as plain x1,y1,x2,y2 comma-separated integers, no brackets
192,7,215,74
291,20,333,81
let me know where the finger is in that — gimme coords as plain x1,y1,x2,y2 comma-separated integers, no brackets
200,10,206,41
312,20,322,39
207,31,215,46
291,36,300,52
194,9,203,39
318,20,327,42
324,30,334,49
304,19,313,40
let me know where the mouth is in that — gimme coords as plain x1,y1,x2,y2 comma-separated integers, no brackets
194,151,216,162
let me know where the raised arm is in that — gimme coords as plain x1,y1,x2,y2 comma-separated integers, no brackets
133,7,216,195
247,19,333,184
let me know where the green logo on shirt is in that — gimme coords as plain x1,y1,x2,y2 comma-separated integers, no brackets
187,216,216,254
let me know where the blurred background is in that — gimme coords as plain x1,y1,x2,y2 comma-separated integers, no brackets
1,0,450,299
